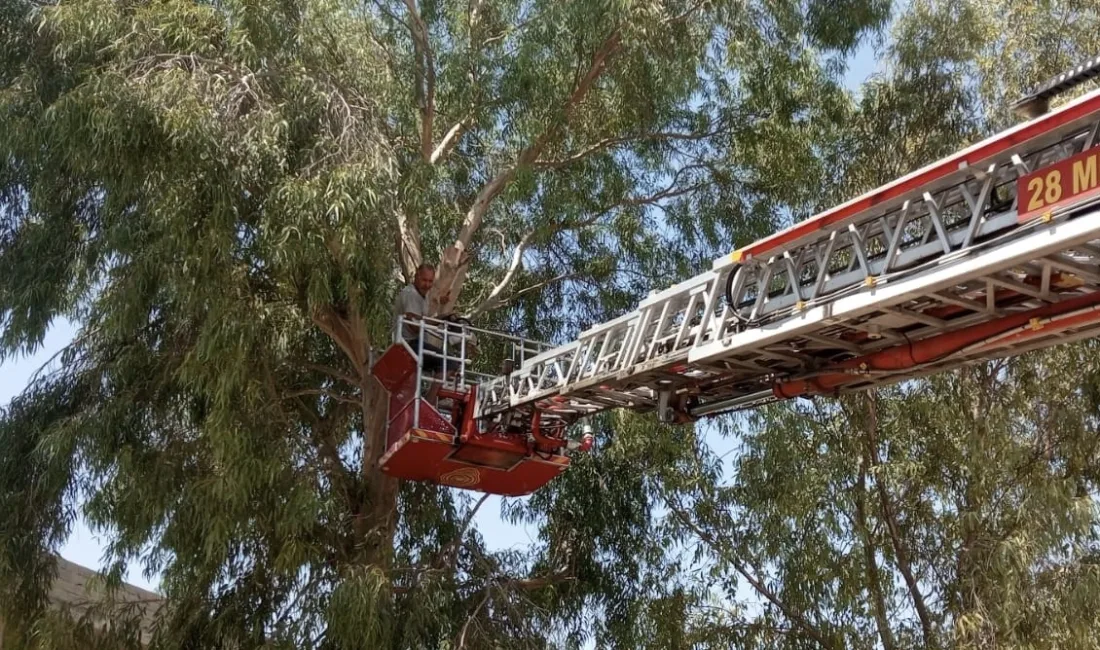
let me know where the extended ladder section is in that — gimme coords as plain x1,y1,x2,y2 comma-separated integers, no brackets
474,87,1100,426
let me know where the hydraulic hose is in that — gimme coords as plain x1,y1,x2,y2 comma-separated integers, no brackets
723,262,745,330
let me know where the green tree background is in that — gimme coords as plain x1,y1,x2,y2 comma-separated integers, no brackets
2,0,1100,648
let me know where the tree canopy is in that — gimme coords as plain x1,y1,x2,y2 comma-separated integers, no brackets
3,0,1100,649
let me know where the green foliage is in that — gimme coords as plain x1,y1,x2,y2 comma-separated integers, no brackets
10,0,1100,646
7,0,1100,648
0,0,888,648
688,348,1100,649
660,3,1100,649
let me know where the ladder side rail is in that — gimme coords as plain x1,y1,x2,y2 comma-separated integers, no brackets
503,122,1092,391
670,286,707,351
718,115,1096,302
729,209,1024,325
488,276,713,409
481,316,634,414
724,119,1100,326
695,267,735,348
730,178,993,319
646,300,676,359
478,208,1086,419
610,316,642,372
620,305,656,372
718,89,1100,267
482,202,1100,418
482,193,1031,414
693,205,1100,367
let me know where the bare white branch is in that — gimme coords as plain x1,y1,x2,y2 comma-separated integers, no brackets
436,29,624,314
430,116,473,164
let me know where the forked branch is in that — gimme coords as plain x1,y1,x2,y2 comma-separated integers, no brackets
439,28,625,313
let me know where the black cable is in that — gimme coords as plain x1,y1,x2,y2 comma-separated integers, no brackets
723,262,745,330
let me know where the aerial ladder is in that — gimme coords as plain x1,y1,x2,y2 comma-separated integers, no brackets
372,57,1100,496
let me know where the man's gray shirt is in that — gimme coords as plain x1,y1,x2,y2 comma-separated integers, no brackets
394,284,429,339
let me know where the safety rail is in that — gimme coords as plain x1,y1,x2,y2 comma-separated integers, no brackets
473,87,1100,423
392,314,557,424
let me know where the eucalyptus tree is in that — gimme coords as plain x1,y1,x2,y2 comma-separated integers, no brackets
0,0,888,647
668,1,1100,648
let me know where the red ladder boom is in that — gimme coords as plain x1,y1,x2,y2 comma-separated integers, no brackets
474,85,1100,426
373,80,1100,495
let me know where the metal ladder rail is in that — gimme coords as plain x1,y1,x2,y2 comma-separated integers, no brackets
657,200,1100,418
723,86,1100,267
688,202,1100,386
725,113,1100,326
478,205,1100,422
475,194,1097,419
475,268,735,418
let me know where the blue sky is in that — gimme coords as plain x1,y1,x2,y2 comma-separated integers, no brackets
0,40,883,593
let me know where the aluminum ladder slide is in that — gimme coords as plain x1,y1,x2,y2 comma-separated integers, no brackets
474,86,1100,425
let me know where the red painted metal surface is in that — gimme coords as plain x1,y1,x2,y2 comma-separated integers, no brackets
968,303,1100,354
378,426,570,496
1017,145,1100,221
772,289,1100,398
737,90,1100,261
372,342,572,496
372,341,418,393
531,410,568,450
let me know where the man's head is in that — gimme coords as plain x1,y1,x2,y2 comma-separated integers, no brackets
413,263,435,297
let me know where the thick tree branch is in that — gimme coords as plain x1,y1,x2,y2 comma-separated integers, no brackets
312,308,368,374
468,159,705,319
508,272,577,300
860,393,937,646
310,234,397,563
431,116,473,164
468,206,608,317
472,272,579,318
402,0,436,161
395,205,423,279
469,229,536,317
436,28,624,313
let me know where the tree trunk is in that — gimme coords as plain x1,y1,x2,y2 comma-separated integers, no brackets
854,457,897,650
311,303,400,568
359,376,400,567
953,366,995,647
861,392,937,647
